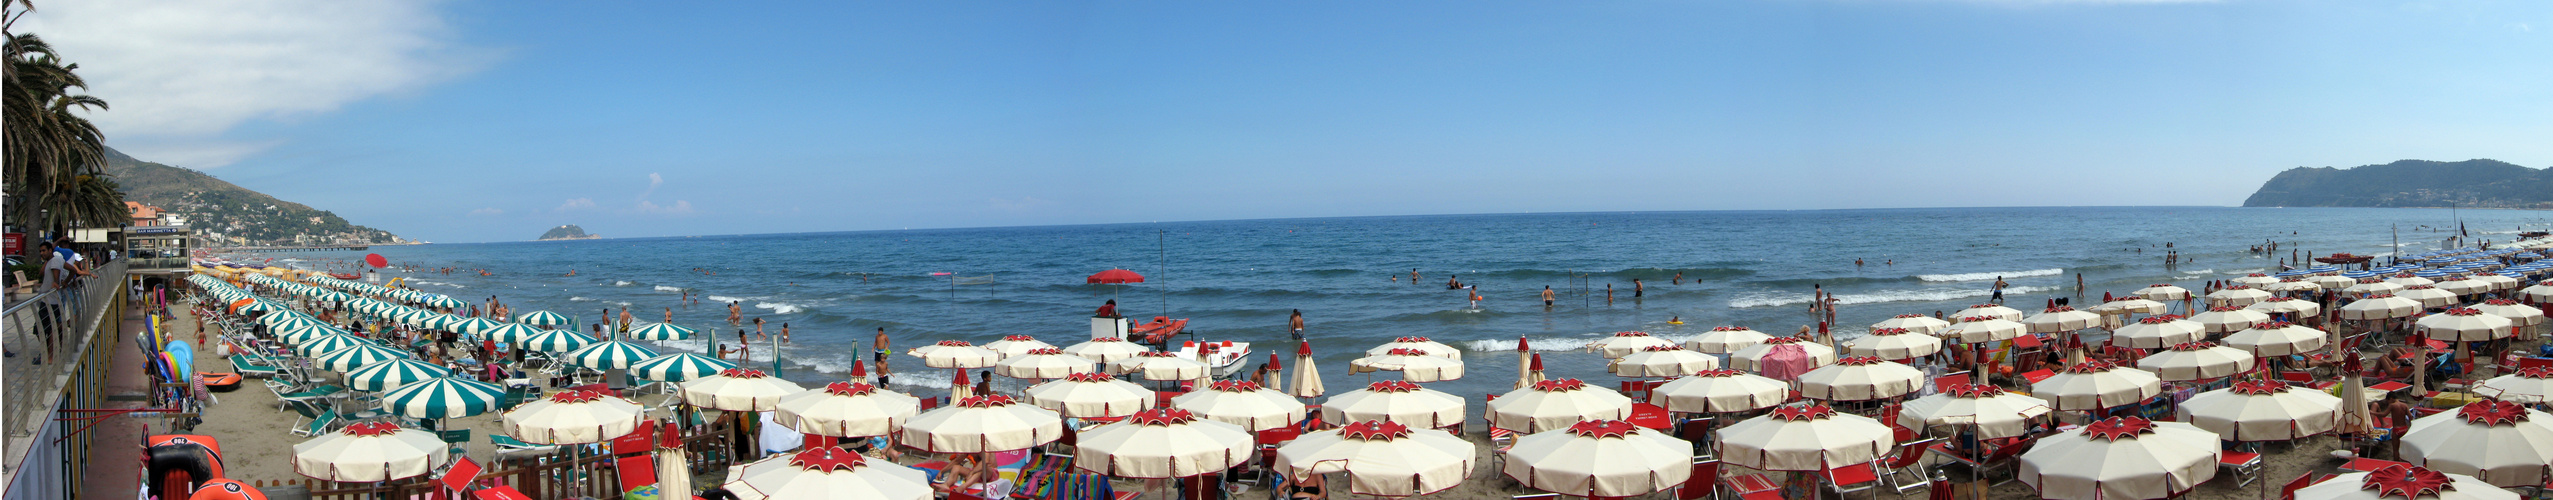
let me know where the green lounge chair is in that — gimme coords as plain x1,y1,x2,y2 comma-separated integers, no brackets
291,408,340,437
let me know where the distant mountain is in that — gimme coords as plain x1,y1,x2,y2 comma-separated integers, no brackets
103,147,407,245
2242,159,2553,209
538,225,597,241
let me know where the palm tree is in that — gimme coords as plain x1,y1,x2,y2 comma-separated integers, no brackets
5,1,122,233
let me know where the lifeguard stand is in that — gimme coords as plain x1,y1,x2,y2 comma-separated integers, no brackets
1091,316,1130,340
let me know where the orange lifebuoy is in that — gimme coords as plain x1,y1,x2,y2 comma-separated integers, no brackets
190,479,266,500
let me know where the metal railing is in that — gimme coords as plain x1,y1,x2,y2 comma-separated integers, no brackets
1,259,128,488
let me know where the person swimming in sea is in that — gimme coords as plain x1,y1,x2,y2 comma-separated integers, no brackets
1668,315,1683,325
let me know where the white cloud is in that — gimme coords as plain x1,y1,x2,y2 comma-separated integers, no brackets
18,0,481,167
557,198,595,212
633,200,695,215
467,208,503,216
641,173,664,199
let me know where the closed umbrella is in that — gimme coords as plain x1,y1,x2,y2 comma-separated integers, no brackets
2112,315,2204,349
1588,332,1675,358
1610,345,1720,378
1870,315,1951,335
981,335,1055,358
1349,348,1465,382
1488,378,1634,433
2137,342,2256,382
1366,336,1461,359
1288,341,1325,399
1062,337,1149,364
2293,465,2517,500
1274,420,1475,497
1953,304,2025,322
1022,372,1154,418
1716,404,1895,472
1171,380,1306,431
1845,328,1943,360
1899,384,2052,440
1730,337,1837,377
2017,417,2220,500
1073,408,1256,479
1321,380,1467,430
681,368,806,412
993,348,1098,380
2400,399,2553,487
1651,369,1788,413
631,353,737,383
291,422,452,483
2031,360,2162,412
2022,306,2102,334
1112,351,1211,382
1502,420,1694,498
899,394,1065,453
774,381,921,438
1797,357,1925,401
377,377,505,419
2188,306,2271,335
2223,321,2330,357
722,447,931,500
2176,381,2342,441
1685,327,1772,354
345,358,450,392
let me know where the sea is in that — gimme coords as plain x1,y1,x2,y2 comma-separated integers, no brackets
245,206,2551,402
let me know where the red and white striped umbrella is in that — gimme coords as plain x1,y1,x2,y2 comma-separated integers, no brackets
1899,384,2051,440
502,390,645,445
722,446,932,500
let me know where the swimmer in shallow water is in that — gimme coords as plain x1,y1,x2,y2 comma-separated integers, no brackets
1668,315,1683,325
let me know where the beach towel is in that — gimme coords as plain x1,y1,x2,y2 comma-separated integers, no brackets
1759,344,1813,380
757,412,799,455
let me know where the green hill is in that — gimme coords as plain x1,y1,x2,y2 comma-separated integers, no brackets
103,147,405,245
2242,159,2553,209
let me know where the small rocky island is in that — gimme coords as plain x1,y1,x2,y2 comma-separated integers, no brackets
538,224,600,240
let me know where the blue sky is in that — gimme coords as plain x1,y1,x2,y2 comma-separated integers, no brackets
28,0,2553,243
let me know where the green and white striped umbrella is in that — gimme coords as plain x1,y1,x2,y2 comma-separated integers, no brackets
349,299,392,314
379,377,506,419
277,324,353,345
631,353,737,382
449,317,506,335
391,308,438,327
417,313,466,330
522,329,599,353
563,341,660,370
628,323,697,341
317,344,414,372
235,301,287,314
517,310,574,327
297,334,377,357
485,323,548,344
423,295,468,309
258,312,323,329
347,358,453,392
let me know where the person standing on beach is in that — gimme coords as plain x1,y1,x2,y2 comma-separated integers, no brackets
1542,286,1556,308
1289,310,1305,341
1990,276,2008,304
874,327,893,385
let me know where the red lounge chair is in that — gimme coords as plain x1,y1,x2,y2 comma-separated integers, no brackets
472,486,531,500
1726,470,1779,500
2280,472,2335,500
1877,438,1938,495
2219,451,2262,487
1823,463,1880,499
1676,459,1719,500
616,455,659,493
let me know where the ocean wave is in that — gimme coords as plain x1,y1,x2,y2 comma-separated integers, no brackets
1726,285,2058,309
409,280,465,289
569,296,595,302
654,285,684,293
705,295,759,304
1460,330,1724,353
1917,268,2061,282
756,301,808,314
2225,269,2266,275
615,281,635,287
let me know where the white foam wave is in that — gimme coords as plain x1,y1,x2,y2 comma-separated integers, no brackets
568,296,595,302
755,302,807,315
1727,285,2058,309
1463,330,1723,353
615,281,634,287
2178,269,2213,275
1917,268,2062,282
409,280,465,289
653,286,684,293
2225,269,2266,275
705,295,757,304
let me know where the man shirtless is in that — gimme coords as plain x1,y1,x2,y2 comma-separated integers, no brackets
1990,276,2009,304
728,301,742,324
874,327,893,385
1541,286,1556,307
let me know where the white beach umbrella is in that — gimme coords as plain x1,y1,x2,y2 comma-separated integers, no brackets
2187,306,2272,335
1502,420,1694,498
2437,278,2493,296
2342,294,2425,321
899,394,1066,453
1870,314,1952,335
1022,372,1154,418
1898,384,2052,440
1844,327,1944,360
2031,360,2162,412
680,368,807,412
2176,380,2342,441
2245,296,2324,318
774,381,921,438
1609,345,1720,377
1796,356,1925,402
992,347,1098,380
2022,306,2102,334
1716,404,1896,472
1487,378,1635,433
2092,297,2170,316
1935,317,2026,345
1952,304,2025,322
2522,280,2553,304
722,447,932,500
1320,380,1467,430
2232,274,2280,287
1111,350,1211,381
1073,408,1256,479
2293,465,2518,500
2017,417,2221,500
2207,286,2272,307
910,340,1001,369
981,334,1056,358
2474,273,2524,292
2111,315,2204,349
1171,380,1307,431
501,389,645,444
2472,299,2546,328
1062,337,1149,364
2266,278,2324,293
1685,326,1773,354
2400,399,2553,488
2345,279,2406,296
2137,342,2256,382
2132,284,2192,301
2420,308,2516,342
1650,368,1789,414
1274,420,1476,497
1349,348,1466,382
291,422,452,483
2392,274,2442,287
2311,274,2362,290
1366,336,1462,359
2400,286,2462,308
2222,321,2330,357
1587,331,1676,358
2478,367,2553,404
1729,337,1839,375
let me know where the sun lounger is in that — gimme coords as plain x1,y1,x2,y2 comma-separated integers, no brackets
292,408,341,437
230,355,281,378
491,434,558,459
